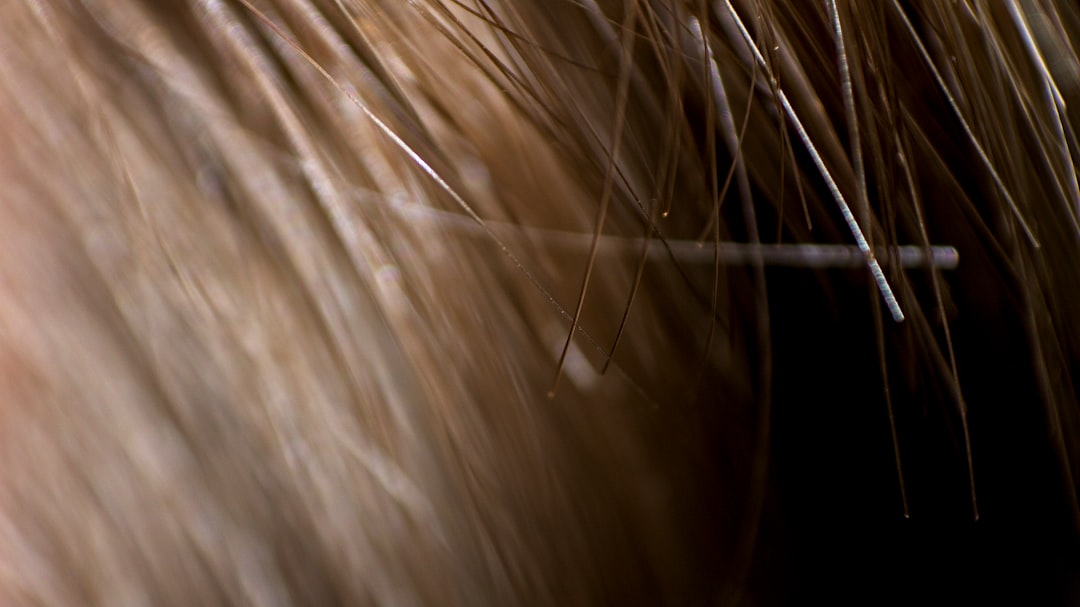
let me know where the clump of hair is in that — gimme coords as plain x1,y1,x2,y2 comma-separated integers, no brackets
0,1,1077,605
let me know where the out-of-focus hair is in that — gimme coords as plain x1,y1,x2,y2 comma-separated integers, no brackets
0,0,1078,604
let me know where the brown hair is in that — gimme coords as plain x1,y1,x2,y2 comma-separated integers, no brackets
1,1,1078,604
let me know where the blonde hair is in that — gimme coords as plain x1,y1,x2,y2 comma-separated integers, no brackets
1,1,1078,604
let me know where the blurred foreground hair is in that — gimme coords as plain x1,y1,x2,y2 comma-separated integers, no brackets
1,0,1079,604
